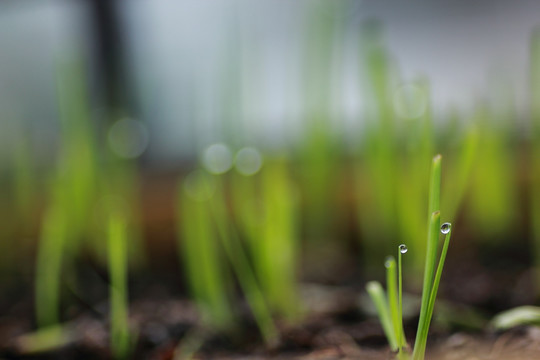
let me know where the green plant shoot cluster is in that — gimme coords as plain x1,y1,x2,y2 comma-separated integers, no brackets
367,155,453,360
178,155,300,345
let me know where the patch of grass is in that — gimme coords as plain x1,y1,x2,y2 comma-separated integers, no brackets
178,170,234,328
367,155,453,360
178,162,278,345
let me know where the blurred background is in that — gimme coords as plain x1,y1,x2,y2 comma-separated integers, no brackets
2,0,540,358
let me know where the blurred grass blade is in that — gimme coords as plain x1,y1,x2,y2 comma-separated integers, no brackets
14,325,74,355
415,227,452,359
211,176,278,345
412,154,441,360
108,210,131,359
385,256,405,347
178,171,233,328
366,281,398,351
491,306,540,330
412,210,441,360
35,203,67,328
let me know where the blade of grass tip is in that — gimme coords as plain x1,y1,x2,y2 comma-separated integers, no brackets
412,211,441,360
366,281,398,351
416,227,452,359
386,256,404,347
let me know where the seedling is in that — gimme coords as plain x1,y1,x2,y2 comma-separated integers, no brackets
178,164,278,345
108,209,132,359
178,170,234,329
231,156,300,321
35,202,67,328
366,155,453,360
208,174,278,344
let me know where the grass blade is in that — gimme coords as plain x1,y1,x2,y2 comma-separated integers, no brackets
412,210,441,360
211,177,278,345
398,247,406,351
385,257,399,342
366,281,398,351
414,155,441,352
178,171,233,328
108,210,131,359
415,227,452,359
35,204,66,328
386,256,406,348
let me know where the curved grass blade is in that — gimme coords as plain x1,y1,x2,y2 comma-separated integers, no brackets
366,281,398,351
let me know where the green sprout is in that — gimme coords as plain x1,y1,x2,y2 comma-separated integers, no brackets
108,209,132,359
35,202,67,328
231,156,300,321
178,166,277,345
365,281,398,351
210,175,278,344
366,155,453,360
178,170,233,329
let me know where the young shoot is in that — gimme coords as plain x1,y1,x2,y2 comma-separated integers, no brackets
366,155,453,360
366,245,407,355
108,210,131,359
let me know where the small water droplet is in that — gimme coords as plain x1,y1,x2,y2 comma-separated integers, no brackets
441,222,452,234
399,244,408,254
384,256,394,268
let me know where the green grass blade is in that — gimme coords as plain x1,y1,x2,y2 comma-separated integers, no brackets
412,211,441,360
398,247,406,350
178,171,233,328
258,159,300,320
428,155,442,217
417,228,452,358
108,211,131,359
211,177,278,345
366,281,398,351
385,256,405,347
417,154,442,313
35,204,66,328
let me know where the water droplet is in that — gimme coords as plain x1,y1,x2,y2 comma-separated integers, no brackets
441,222,452,234
384,256,394,268
399,244,408,254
